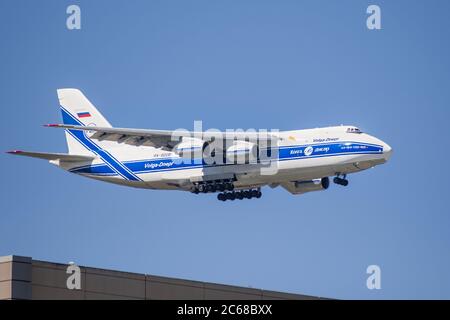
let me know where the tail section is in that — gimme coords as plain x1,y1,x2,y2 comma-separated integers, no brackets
57,89,111,127
57,88,111,155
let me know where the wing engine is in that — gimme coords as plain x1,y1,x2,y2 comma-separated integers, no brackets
281,177,330,195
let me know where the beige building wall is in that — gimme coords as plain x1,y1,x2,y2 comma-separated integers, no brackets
0,255,322,300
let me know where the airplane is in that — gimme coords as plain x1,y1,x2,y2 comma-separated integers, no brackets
7,89,392,201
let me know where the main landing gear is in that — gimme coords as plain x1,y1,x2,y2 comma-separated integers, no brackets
333,174,349,186
192,180,262,201
191,179,235,194
217,188,262,201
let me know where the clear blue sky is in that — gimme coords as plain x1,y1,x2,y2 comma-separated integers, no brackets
1,0,449,299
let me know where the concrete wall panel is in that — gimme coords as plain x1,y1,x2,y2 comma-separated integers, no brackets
32,284,84,300
0,281,11,300
0,262,12,282
85,271,145,299
32,264,85,289
146,281,204,300
85,291,141,300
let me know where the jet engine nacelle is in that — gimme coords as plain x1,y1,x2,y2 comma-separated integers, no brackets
286,177,330,195
174,137,206,157
294,177,330,194
226,141,258,163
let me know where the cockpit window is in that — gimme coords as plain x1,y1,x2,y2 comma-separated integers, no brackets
346,127,363,134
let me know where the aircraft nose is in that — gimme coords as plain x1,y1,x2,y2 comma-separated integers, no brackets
382,142,393,160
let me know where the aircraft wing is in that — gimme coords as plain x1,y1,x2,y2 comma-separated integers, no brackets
7,150,95,162
45,124,280,148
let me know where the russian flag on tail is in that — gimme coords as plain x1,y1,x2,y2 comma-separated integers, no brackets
77,111,91,118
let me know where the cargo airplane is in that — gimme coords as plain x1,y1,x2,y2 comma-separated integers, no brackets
8,89,392,201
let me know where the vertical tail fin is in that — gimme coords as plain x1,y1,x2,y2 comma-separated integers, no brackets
57,88,111,155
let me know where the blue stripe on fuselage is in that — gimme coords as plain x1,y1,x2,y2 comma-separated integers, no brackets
61,107,142,181
70,142,383,177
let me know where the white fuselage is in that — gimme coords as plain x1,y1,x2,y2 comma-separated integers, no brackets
56,125,392,192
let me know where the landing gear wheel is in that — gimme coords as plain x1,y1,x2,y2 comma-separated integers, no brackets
333,177,349,186
225,183,234,191
216,188,262,201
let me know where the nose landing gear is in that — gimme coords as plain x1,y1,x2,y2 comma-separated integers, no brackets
333,174,349,186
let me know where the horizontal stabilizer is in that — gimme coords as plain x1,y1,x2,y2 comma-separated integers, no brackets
7,150,95,162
